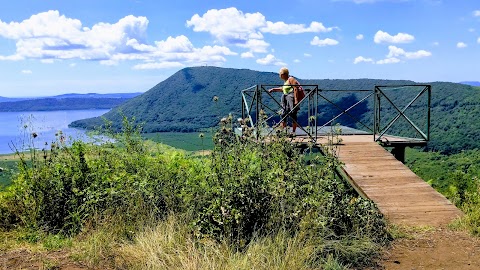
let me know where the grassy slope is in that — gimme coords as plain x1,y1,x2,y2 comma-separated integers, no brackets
0,156,18,189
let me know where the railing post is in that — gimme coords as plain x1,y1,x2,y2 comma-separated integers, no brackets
427,85,431,141
374,86,381,141
255,85,260,140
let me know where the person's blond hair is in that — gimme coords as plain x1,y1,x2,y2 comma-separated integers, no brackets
279,67,289,76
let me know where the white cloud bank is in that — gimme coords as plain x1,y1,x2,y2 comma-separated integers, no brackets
310,36,339,46
187,7,338,56
353,56,374,64
374,30,415,44
457,42,467,48
474,10,480,17
354,45,431,64
256,54,286,66
332,0,386,3
0,10,236,69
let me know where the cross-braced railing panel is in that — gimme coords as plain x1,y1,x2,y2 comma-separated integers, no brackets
316,89,374,134
374,85,431,142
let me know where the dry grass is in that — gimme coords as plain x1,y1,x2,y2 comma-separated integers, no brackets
118,215,339,270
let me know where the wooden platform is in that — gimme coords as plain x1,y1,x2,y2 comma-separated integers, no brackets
299,134,463,227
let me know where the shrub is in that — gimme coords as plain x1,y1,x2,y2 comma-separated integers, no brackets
0,117,389,268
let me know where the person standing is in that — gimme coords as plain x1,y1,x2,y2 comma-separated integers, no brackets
268,67,301,135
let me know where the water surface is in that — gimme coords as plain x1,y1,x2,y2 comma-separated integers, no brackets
0,110,108,154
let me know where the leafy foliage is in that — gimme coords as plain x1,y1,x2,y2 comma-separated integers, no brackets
1,117,389,268
406,148,480,235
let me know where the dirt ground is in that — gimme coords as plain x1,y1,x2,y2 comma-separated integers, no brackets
0,249,88,270
381,227,480,270
1,227,480,269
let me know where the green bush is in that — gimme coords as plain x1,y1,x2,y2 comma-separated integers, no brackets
186,122,389,255
0,117,389,268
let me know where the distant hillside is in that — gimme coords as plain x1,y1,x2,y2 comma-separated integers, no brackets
460,81,480,87
0,98,130,112
0,97,30,103
0,92,141,103
53,93,143,99
70,66,480,154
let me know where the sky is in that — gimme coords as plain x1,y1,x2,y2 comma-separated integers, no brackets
0,0,479,97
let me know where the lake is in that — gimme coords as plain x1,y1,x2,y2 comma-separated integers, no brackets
0,109,109,154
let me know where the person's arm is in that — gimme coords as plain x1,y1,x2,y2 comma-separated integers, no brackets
268,87,282,93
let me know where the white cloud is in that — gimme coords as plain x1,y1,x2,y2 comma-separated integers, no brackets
333,0,379,3
356,34,364,40
41,59,54,64
293,59,301,63
237,39,270,53
432,41,439,46
241,52,254,58
69,63,77,67
256,54,286,66
387,45,431,59
353,56,374,64
186,7,337,53
376,57,401,64
457,42,467,48
474,10,480,17
261,21,335,35
469,28,476,33
478,37,480,44
332,0,413,3
0,10,236,68
310,36,339,46
133,62,185,70
355,45,431,65
0,54,24,61
21,69,32,74
187,8,265,43
304,53,312,57
374,30,415,44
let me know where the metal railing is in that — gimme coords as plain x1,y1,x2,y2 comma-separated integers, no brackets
241,84,431,144
374,85,431,142
241,85,320,141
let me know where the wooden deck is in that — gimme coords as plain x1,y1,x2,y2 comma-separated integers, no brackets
297,134,463,227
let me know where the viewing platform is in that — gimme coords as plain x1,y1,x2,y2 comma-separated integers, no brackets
240,84,463,227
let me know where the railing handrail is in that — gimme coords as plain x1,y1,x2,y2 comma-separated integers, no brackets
241,84,431,143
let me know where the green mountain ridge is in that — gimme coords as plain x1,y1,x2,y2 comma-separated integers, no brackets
70,66,480,154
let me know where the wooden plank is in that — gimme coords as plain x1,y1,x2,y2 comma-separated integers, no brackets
326,134,463,227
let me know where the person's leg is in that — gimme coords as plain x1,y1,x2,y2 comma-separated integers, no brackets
281,94,288,129
286,94,296,134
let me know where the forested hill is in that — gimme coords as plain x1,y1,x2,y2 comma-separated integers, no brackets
70,66,480,154
0,98,130,112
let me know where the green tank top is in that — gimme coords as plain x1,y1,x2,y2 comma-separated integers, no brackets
282,79,293,95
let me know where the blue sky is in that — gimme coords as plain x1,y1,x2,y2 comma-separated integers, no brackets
0,0,479,97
